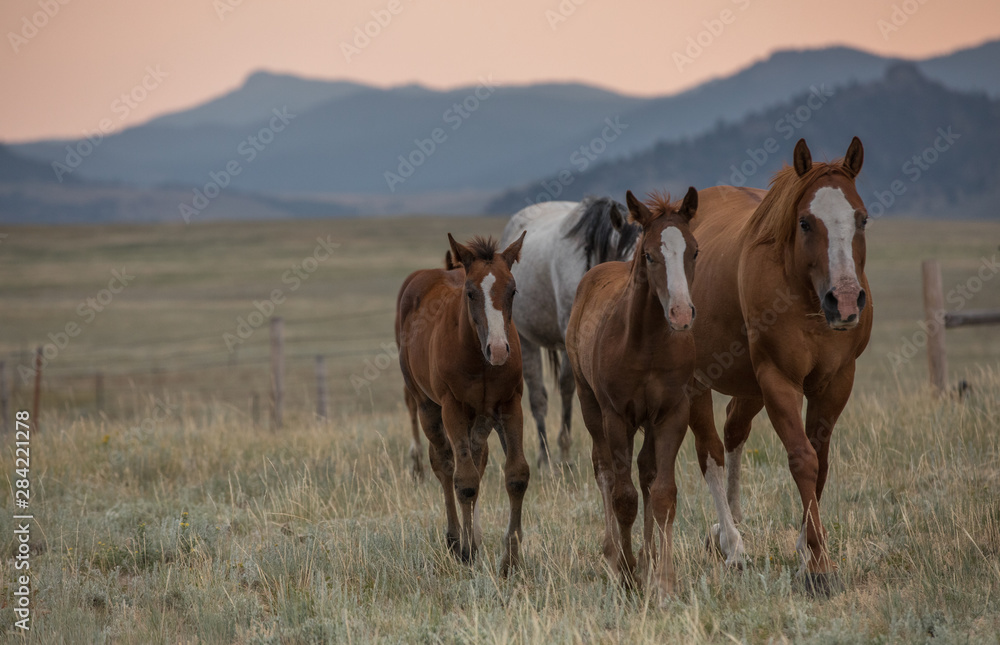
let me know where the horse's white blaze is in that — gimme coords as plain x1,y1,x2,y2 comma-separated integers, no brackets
810,187,858,283
660,226,692,318
480,272,506,344
706,456,746,567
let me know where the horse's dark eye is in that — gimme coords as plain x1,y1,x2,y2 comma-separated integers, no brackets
467,291,475,300
860,217,868,230
693,250,699,260
644,252,653,263
799,219,811,232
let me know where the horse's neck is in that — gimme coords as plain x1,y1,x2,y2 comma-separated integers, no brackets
622,262,667,345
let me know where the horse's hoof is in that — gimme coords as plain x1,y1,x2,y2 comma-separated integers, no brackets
499,552,520,577
705,523,722,555
799,572,842,597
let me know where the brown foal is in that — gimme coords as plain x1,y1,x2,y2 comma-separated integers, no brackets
566,188,700,598
396,232,530,575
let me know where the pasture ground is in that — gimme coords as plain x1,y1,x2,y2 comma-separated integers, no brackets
0,216,999,643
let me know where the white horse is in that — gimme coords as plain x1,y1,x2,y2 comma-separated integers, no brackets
499,197,640,466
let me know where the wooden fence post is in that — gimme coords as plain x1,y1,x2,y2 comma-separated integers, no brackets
270,317,284,429
0,360,8,433
315,355,329,420
922,260,948,394
32,346,42,431
250,391,260,428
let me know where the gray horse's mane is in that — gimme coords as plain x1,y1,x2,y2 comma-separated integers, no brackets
565,196,640,270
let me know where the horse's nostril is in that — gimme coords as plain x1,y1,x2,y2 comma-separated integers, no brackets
690,305,697,320
857,289,867,311
505,342,510,354
823,290,838,312
486,345,492,358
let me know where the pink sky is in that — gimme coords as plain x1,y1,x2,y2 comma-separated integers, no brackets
1,0,998,142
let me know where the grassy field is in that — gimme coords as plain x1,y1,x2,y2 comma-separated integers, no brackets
0,216,998,643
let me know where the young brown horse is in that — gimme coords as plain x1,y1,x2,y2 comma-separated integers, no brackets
688,137,872,593
566,188,706,598
396,233,530,574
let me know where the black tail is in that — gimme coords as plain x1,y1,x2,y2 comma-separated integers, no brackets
565,196,641,270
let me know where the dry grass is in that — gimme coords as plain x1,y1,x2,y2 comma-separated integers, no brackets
0,216,998,643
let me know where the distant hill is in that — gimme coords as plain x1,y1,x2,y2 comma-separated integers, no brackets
146,72,372,129
0,143,354,224
488,64,1000,219
0,143,75,184
7,39,1000,218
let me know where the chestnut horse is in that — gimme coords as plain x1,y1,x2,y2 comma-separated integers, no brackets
567,188,712,597
688,137,872,593
396,233,530,574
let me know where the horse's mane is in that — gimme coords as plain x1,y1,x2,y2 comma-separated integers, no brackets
466,236,500,261
741,160,854,249
566,196,640,270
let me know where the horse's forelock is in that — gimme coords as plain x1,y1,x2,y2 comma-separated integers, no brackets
742,160,857,249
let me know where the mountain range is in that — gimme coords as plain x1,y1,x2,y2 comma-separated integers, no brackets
489,63,1000,219
2,39,998,222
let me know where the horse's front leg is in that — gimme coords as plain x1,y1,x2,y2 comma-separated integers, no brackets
496,396,530,576
441,396,479,563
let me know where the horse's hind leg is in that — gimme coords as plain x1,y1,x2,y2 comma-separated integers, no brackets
520,335,551,468
404,389,424,480
557,349,575,462
722,396,763,524
420,402,461,558
689,388,745,568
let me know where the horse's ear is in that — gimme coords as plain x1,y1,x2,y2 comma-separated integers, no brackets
625,190,653,227
793,139,812,177
678,186,698,222
500,230,526,268
609,202,626,232
444,251,458,270
447,234,475,268
843,136,864,178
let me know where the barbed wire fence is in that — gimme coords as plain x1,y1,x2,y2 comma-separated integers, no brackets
0,309,403,431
